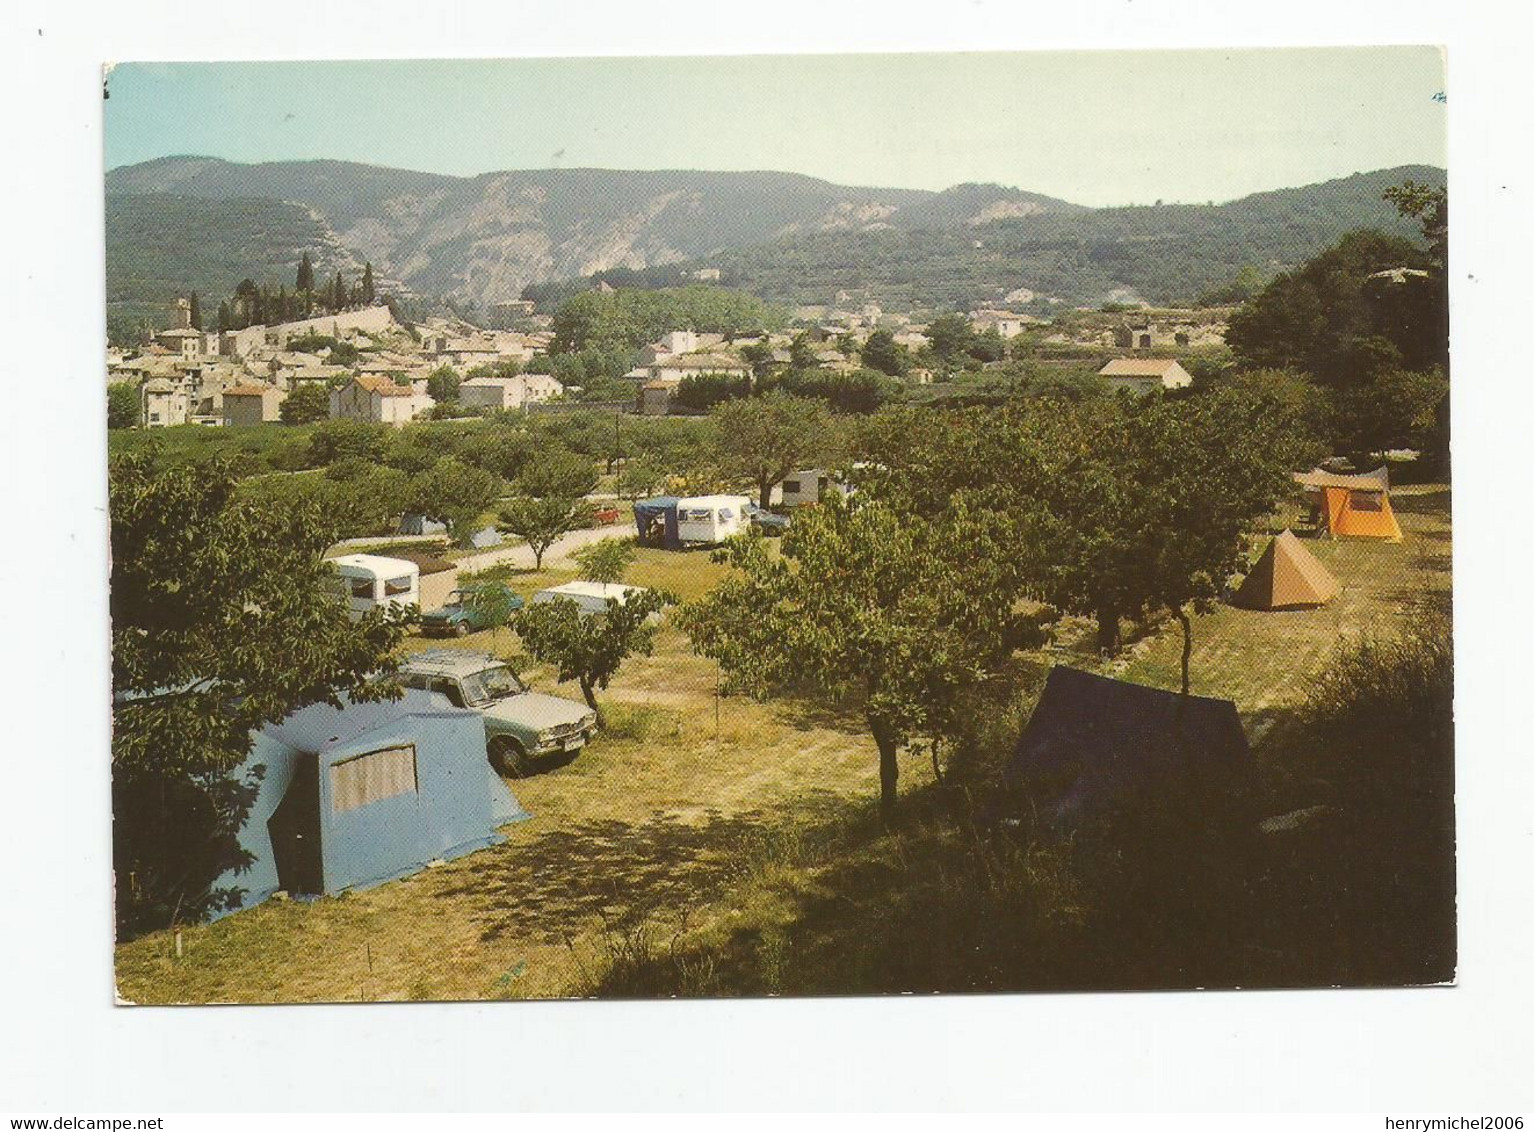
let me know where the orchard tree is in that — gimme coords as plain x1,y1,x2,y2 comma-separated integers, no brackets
517,446,599,500
280,382,330,425
1021,389,1316,686
516,587,675,725
426,365,462,404
860,329,910,377
404,456,503,544
110,455,411,935
499,494,592,570
107,382,140,429
573,536,635,584
713,392,838,509
681,500,1046,825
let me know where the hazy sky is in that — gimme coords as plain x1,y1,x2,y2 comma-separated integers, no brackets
104,49,1446,206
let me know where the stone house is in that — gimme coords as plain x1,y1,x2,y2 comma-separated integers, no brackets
1097,357,1195,394
330,375,435,426
221,382,288,426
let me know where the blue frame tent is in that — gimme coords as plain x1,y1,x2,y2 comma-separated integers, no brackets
213,689,528,918
634,495,681,549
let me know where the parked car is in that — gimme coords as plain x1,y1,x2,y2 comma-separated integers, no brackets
750,507,791,537
420,582,525,637
399,650,597,777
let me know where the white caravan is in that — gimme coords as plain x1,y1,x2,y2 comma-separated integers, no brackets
675,494,754,546
328,554,421,622
779,468,853,508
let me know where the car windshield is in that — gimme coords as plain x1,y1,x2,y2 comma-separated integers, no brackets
459,665,524,705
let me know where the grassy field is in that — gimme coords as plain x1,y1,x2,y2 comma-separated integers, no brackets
114,489,1451,1002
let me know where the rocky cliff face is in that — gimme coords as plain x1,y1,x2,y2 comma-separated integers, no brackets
105,157,1084,305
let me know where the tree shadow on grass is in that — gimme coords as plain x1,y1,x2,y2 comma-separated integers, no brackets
435,789,859,946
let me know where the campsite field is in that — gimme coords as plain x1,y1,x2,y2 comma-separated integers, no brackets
113,486,1452,1003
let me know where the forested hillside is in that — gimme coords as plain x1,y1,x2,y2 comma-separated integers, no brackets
105,193,359,330
700,167,1445,309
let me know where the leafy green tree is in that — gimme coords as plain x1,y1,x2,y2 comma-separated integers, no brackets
673,371,750,412
517,447,599,500
714,392,838,509
860,329,910,377
107,382,140,429
573,537,635,585
216,301,232,333
499,495,593,570
1226,230,1442,385
110,455,411,934
617,456,665,501
740,339,777,384
280,382,330,425
405,457,504,544
306,418,390,464
788,330,818,371
924,313,976,365
1332,368,1449,462
682,503,1045,823
516,587,674,724
426,365,462,404
777,367,902,414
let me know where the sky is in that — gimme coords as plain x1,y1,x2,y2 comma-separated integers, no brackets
103,49,1446,207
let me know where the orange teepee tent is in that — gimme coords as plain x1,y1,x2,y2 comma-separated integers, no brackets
1232,529,1341,610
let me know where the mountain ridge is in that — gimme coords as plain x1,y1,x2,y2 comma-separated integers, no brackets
104,156,1443,317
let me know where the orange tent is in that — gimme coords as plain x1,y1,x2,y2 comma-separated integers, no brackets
1233,529,1341,610
1293,467,1403,541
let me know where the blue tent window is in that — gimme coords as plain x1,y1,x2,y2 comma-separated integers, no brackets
330,744,419,814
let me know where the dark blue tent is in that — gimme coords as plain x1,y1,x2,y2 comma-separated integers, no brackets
213,690,528,918
1006,666,1249,824
634,495,681,549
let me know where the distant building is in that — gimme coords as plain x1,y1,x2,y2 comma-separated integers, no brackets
458,373,564,412
330,375,435,426
1097,357,1195,394
629,351,751,384
970,310,1036,339
222,382,287,426
637,380,675,416
141,377,190,428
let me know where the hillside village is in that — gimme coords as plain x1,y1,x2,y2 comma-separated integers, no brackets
107,288,1232,427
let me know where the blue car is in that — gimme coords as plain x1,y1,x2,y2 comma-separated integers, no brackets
420,583,525,637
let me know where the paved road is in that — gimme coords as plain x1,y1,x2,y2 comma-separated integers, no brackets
452,523,630,574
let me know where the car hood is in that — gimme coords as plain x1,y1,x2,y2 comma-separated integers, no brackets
421,608,463,621
483,691,594,729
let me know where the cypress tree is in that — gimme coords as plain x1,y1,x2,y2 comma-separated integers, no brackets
188,292,202,330
361,262,376,305
296,252,314,294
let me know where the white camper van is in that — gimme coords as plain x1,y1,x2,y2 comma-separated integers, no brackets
675,494,754,546
530,580,650,618
328,554,421,622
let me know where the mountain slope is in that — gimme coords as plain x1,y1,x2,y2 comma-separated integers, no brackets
702,166,1446,308
104,157,1085,309
104,192,362,328
103,157,1442,316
